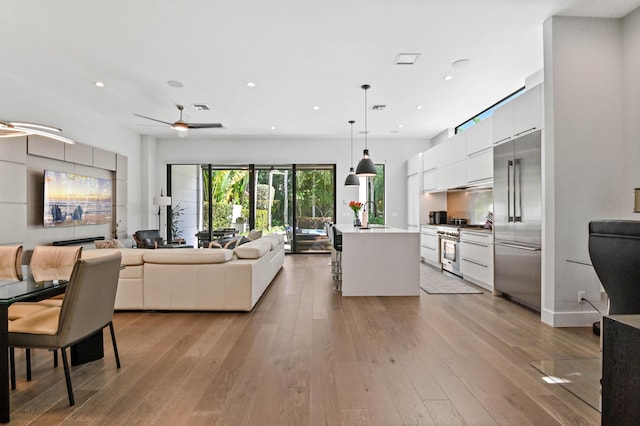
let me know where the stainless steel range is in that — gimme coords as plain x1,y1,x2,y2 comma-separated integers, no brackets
437,226,461,277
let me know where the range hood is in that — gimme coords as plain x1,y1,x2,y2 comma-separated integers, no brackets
449,178,493,191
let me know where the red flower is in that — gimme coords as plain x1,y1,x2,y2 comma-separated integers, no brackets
349,201,363,213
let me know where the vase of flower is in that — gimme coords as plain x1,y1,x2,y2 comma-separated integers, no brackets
349,201,363,227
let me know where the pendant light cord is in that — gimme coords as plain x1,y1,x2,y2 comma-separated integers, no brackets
363,85,368,150
349,120,354,165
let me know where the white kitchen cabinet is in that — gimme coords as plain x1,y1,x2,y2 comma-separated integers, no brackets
407,173,420,226
492,101,514,145
437,132,466,168
460,230,493,290
513,84,542,137
423,170,437,192
407,152,422,176
466,148,493,184
436,160,466,190
423,147,436,172
421,225,439,267
465,117,493,155
493,84,543,145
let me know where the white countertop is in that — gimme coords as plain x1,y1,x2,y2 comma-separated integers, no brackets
334,224,419,234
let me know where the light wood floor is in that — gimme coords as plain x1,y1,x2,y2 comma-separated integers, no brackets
9,255,601,425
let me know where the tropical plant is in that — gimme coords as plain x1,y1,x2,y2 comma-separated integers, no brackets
171,203,185,238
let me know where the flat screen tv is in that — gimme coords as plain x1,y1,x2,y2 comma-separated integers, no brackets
43,170,112,228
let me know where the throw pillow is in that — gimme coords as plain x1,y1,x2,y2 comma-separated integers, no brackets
247,230,262,240
237,236,251,247
95,240,111,249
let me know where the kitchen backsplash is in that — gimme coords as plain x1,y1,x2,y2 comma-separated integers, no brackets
446,189,493,225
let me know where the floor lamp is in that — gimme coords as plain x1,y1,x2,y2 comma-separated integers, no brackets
153,192,172,239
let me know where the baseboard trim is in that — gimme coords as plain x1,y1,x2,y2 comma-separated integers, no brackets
541,308,601,327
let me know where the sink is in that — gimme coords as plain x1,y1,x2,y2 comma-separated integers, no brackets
367,224,389,229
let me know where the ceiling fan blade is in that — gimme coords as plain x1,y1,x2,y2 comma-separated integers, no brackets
186,123,223,129
133,113,173,126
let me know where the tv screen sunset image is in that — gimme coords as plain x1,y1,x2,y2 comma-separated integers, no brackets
43,170,112,228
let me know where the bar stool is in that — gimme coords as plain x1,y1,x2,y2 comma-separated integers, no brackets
332,226,342,290
325,222,334,268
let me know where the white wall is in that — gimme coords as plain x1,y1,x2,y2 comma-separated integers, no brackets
169,164,200,246
542,15,629,326
622,8,640,218
154,137,427,230
0,80,144,247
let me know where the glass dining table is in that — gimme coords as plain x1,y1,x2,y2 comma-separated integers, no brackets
0,266,69,423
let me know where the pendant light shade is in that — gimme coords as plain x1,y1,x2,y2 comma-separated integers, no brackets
344,120,360,187
355,84,377,177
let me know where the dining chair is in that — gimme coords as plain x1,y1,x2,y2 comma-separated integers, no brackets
8,252,122,406
0,245,23,281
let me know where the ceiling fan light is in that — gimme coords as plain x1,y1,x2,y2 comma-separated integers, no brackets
8,122,62,132
355,149,377,177
171,123,189,132
344,168,360,187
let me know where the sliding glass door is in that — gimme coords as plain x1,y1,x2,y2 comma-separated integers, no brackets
293,165,335,253
169,163,335,253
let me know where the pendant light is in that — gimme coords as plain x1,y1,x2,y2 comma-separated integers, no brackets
355,84,377,177
344,120,360,187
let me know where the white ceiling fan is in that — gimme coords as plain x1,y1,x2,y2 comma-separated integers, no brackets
134,105,223,136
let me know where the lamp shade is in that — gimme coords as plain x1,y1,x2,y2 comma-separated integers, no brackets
356,84,376,177
355,149,377,177
153,195,172,206
344,168,360,186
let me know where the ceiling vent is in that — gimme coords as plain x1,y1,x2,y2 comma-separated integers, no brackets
191,104,210,111
370,105,386,111
394,53,421,65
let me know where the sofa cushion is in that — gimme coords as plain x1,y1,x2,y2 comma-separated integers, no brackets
82,248,145,266
234,240,271,259
143,248,233,264
260,234,284,250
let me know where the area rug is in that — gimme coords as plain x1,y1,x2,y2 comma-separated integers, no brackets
420,264,482,294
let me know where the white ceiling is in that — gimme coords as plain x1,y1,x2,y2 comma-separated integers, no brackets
2,0,639,142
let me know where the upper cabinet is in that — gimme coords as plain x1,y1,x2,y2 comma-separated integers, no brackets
407,152,422,176
465,116,492,156
513,84,542,137
423,146,437,172
492,84,543,145
436,132,466,168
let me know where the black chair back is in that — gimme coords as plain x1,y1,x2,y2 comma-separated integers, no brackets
589,220,640,315
332,226,342,252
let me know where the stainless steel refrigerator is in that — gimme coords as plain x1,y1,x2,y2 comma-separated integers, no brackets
493,130,542,311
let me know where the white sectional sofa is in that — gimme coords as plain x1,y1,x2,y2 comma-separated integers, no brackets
81,234,285,311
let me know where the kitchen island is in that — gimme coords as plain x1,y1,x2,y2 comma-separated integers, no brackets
335,224,420,296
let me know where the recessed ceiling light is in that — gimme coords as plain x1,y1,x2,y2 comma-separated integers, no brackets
167,80,184,88
312,105,320,111
269,126,276,130
397,124,404,129
94,81,104,88
451,59,471,68
394,53,421,65
443,75,454,81
247,82,256,87
415,105,423,110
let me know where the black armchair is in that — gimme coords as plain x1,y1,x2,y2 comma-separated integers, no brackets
588,220,640,315
133,229,163,249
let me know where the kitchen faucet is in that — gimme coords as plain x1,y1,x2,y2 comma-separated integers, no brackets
364,200,377,217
